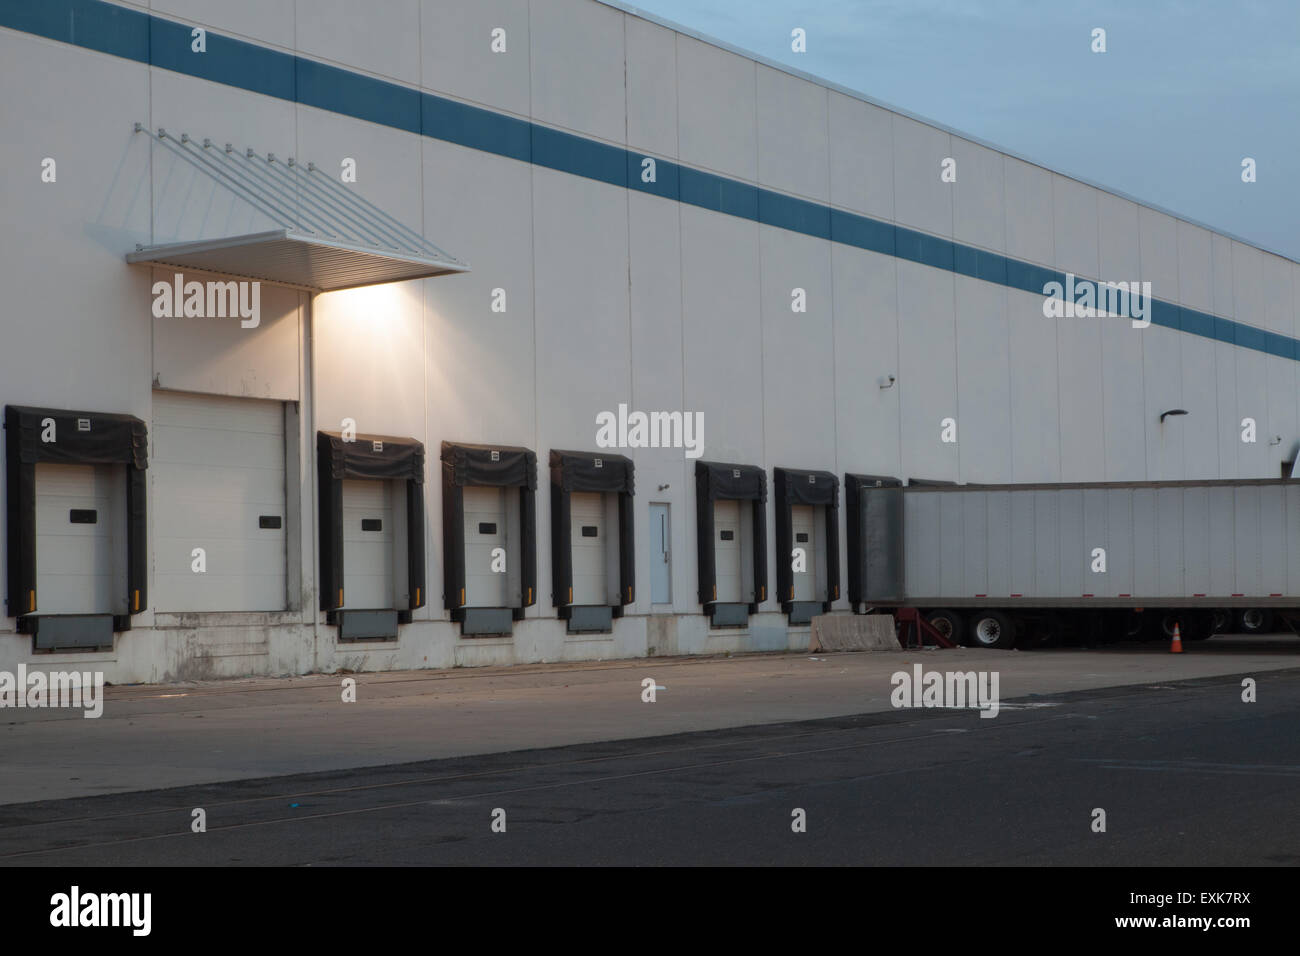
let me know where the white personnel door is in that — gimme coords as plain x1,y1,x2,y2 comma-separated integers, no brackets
713,498,742,602
152,391,287,612
570,491,606,604
792,504,817,601
34,463,119,614
343,479,394,608
463,485,507,606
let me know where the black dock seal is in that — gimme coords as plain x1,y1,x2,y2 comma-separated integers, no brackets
773,466,840,617
549,449,635,616
317,431,425,614
695,460,767,612
441,441,537,621
5,404,147,621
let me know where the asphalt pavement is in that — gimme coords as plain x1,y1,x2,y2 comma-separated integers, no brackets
3,663,1298,865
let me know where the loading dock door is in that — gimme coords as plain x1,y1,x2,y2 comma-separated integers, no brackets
342,479,393,608
570,491,606,605
714,498,742,602
34,463,119,614
792,504,816,601
152,391,287,612
464,485,507,606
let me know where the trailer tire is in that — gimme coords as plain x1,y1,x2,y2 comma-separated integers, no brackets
924,608,966,647
1235,608,1274,635
969,610,1016,650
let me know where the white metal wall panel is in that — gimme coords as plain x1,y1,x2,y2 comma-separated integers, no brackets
421,0,531,118
1142,326,1185,480
985,491,1011,596
1156,487,1184,596
1260,485,1287,595
756,67,828,202
1131,488,1158,597
898,262,958,481
1033,490,1059,597
950,138,1006,253
791,505,816,601
1233,487,1262,595
1177,222,1215,314
939,493,964,597
34,463,118,615
152,1,295,49
571,491,607,605
713,499,742,603
1179,335,1220,480
827,93,894,220
1080,488,1109,596
1057,488,1085,597
904,493,942,597
529,0,626,144
1009,491,1035,597
625,17,679,157
954,279,1012,483
342,479,394,609
1008,289,1061,482
1288,485,1300,598
891,115,952,238
1209,486,1237,595
681,206,763,461
1057,318,1106,483
1052,175,1100,279
297,0,420,85
152,391,286,612
464,486,507,607
1003,157,1055,267
961,491,988,598
760,228,836,466
675,36,756,183
1105,488,1134,597
832,247,901,478
1182,486,1212,596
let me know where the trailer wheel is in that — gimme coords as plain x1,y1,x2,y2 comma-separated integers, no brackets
924,609,966,647
1235,608,1274,635
969,610,1016,650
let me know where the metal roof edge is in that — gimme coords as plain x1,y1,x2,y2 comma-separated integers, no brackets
596,0,1299,267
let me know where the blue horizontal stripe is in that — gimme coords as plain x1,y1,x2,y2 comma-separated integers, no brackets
2,0,1296,363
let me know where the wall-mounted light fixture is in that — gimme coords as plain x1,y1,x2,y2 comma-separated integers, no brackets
879,375,896,389
1159,408,1188,423
657,483,670,492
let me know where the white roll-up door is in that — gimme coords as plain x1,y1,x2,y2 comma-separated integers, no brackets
343,479,394,608
464,485,507,606
792,504,816,600
713,498,742,602
570,491,606,604
34,463,120,614
152,391,287,612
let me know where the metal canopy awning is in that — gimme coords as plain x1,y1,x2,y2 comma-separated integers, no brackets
126,126,468,292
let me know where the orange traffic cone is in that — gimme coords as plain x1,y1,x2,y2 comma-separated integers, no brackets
1170,622,1184,654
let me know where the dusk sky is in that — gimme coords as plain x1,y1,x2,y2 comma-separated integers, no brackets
622,0,1300,262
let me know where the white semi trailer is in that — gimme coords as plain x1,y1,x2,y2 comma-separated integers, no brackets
845,475,1300,649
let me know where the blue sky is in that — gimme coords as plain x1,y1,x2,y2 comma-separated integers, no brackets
621,0,1300,262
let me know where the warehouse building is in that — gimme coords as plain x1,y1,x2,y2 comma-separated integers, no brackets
1,0,1298,683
